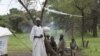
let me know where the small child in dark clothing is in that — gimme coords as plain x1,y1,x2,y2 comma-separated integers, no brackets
70,39,77,56
50,36,57,52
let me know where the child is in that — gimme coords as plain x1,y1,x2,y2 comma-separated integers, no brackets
50,36,57,51
70,39,77,56
58,34,65,56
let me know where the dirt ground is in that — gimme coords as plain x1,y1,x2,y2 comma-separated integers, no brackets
8,51,32,56
63,50,82,56
8,50,82,56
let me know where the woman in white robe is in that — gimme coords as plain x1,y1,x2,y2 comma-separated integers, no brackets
30,18,47,56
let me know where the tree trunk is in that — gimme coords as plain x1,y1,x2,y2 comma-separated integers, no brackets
81,11,85,47
18,0,34,23
92,10,98,37
92,16,98,37
40,0,48,24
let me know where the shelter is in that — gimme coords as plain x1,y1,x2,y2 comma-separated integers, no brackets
0,26,12,56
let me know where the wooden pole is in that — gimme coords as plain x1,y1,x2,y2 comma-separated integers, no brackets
18,0,34,23
18,0,48,25
40,0,48,24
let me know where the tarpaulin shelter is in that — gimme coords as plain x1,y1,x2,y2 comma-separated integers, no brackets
0,26,12,55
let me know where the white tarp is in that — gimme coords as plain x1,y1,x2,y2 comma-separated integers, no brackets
0,27,12,37
0,26,12,55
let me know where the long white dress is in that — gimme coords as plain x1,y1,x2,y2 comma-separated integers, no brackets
30,25,47,56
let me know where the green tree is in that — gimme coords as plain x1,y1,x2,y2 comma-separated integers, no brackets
9,15,23,32
47,0,100,47
9,8,28,32
47,0,78,30
0,15,9,27
48,0,99,37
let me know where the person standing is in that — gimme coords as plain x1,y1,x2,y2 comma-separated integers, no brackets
50,36,57,52
30,18,47,56
70,39,77,56
50,36,57,56
44,35,50,56
58,34,66,56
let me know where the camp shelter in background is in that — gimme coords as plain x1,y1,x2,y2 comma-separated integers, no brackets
0,26,12,56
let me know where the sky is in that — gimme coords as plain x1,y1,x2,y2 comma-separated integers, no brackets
0,0,44,15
